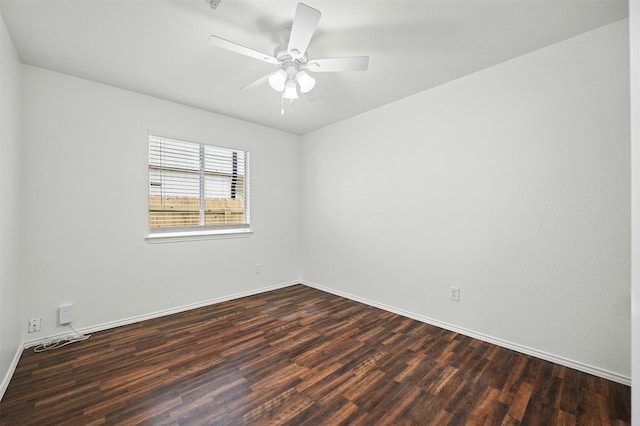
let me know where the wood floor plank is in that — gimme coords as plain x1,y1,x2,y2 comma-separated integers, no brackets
0,284,631,425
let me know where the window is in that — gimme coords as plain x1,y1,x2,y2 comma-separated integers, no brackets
147,134,250,240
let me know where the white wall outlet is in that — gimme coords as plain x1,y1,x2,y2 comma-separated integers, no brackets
28,318,41,333
59,304,73,325
254,264,261,274
450,287,460,302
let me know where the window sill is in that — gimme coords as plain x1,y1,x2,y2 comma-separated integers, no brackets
146,228,253,244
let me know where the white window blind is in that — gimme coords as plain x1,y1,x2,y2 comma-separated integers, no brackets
148,134,250,233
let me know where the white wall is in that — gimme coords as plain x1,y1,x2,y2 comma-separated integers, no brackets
301,20,630,381
20,66,301,339
630,0,639,422
0,12,23,397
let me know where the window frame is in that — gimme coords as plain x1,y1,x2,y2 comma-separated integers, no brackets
145,133,252,243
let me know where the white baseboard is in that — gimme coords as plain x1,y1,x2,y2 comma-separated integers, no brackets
78,280,299,337
5,278,627,403
301,280,631,386
6,280,299,397
0,341,24,401
22,280,300,349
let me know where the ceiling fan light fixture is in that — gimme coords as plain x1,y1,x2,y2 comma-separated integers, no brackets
283,78,298,99
268,69,287,91
296,71,316,93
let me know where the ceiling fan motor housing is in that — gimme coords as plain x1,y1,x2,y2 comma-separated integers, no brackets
271,33,313,99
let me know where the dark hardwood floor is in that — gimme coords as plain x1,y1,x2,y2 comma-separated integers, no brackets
0,284,630,425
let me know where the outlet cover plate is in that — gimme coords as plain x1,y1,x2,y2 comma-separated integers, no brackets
28,318,41,333
59,305,73,325
450,287,460,302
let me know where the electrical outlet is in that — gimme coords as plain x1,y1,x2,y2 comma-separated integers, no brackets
450,287,460,302
255,264,261,274
28,318,41,333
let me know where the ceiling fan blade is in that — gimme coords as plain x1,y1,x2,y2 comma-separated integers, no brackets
306,56,369,72
208,35,279,65
242,73,271,91
287,3,321,60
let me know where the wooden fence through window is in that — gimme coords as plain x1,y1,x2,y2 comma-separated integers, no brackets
149,196,244,228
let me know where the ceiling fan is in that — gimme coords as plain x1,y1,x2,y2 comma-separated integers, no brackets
208,3,369,113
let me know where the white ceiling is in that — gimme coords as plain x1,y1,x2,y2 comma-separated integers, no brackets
0,0,628,135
